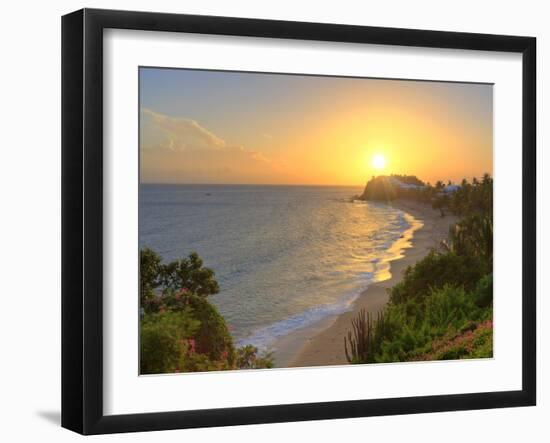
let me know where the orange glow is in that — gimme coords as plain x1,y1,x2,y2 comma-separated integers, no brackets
140,73,493,186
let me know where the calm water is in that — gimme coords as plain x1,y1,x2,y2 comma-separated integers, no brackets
139,184,416,349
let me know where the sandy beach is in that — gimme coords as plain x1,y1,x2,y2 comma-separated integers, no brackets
273,200,459,368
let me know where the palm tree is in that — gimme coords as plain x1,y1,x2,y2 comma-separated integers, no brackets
447,214,493,270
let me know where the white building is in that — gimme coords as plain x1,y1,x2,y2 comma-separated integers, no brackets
388,176,426,191
443,184,461,194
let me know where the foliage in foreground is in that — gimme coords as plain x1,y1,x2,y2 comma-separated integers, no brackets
414,319,493,361
376,284,493,362
345,283,493,364
139,248,274,374
344,309,388,364
389,251,485,305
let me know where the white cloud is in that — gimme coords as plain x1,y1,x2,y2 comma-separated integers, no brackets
141,108,226,151
140,109,291,184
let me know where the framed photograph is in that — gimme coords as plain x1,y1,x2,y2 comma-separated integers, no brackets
62,8,536,435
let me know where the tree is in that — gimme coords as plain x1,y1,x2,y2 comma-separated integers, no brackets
447,214,493,272
159,252,220,297
140,248,161,308
236,345,274,369
139,248,275,373
432,193,449,217
140,248,219,313
140,309,200,374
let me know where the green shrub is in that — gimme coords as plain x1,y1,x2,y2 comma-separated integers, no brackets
187,294,235,363
374,285,485,362
424,285,481,330
236,345,275,369
473,274,493,309
140,310,200,374
140,248,162,308
390,251,485,304
469,324,493,358
447,214,493,272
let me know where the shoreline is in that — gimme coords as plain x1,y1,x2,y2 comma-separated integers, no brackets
272,199,459,368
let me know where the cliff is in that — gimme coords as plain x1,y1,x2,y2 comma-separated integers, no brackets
358,175,425,201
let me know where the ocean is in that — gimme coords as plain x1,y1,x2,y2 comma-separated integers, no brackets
139,184,418,350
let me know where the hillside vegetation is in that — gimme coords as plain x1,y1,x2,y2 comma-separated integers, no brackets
345,174,493,364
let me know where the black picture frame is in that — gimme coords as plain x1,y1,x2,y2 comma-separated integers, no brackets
61,8,536,435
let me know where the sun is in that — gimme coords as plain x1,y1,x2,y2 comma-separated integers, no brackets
371,154,386,170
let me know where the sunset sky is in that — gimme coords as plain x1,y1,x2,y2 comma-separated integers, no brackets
140,67,493,186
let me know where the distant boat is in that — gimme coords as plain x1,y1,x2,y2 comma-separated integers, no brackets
205,193,212,196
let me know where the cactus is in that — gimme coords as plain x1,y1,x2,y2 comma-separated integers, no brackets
344,309,387,364
345,309,372,363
